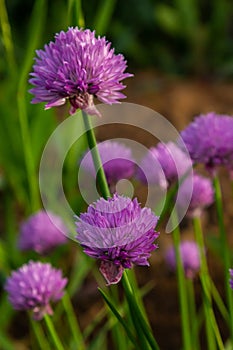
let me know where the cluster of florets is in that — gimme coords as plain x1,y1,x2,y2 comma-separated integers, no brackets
29,27,132,116
75,194,159,285
5,261,67,320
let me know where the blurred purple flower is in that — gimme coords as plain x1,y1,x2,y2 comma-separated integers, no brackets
5,261,67,320
75,194,159,285
229,269,233,289
177,173,214,217
18,210,68,254
29,27,132,116
80,140,135,188
166,241,200,279
180,112,233,175
137,142,192,188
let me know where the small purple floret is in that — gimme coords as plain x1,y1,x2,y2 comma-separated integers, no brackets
29,27,133,116
75,194,159,285
180,112,233,175
166,241,200,279
18,210,68,254
4,261,67,320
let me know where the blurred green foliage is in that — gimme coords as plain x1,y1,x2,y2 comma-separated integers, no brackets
3,0,233,77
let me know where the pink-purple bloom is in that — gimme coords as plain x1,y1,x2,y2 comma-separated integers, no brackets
177,173,214,217
166,241,200,279
29,27,132,116
80,140,135,188
180,112,233,174
75,194,159,285
138,142,191,188
4,261,67,320
18,210,68,254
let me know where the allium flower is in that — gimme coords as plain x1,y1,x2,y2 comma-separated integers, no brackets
5,261,67,320
138,142,192,188
229,269,233,289
180,112,233,174
165,241,200,279
29,27,132,116
177,173,214,217
75,194,159,285
80,140,135,188
18,210,68,254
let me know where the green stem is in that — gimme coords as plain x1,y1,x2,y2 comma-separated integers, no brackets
193,216,224,350
0,0,17,76
122,272,160,350
171,211,192,350
17,0,46,212
62,292,85,350
81,111,110,199
210,279,229,324
186,279,200,350
17,95,40,212
44,314,65,350
213,175,233,344
99,288,139,349
30,318,51,350
67,0,84,27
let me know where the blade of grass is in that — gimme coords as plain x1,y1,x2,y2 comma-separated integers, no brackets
98,287,139,349
0,0,17,75
17,0,47,212
93,0,117,35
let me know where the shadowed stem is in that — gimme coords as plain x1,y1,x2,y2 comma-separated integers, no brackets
17,0,46,212
62,292,85,350
0,0,17,76
30,317,51,350
213,175,233,345
81,111,110,199
186,279,200,350
171,210,192,350
193,216,224,350
44,314,65,350
122,272,160,350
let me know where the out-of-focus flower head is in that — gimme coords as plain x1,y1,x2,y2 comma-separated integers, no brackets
75,194,159,285
29,27,132,116
18,210,68,254
80,140,135,189
137,142,192,188
180,112,233,175
177,173,214,218
165,241,200,279
229,269,233,290
5,261,67,320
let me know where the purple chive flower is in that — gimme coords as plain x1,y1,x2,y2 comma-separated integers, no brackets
229,269,233,289
80,140,135,188
75,194,159,285
177,173,214,217
138,142,192,188
4,261,67,320
166,241,200,279
180,112,233,175
29,27,132,116
18,210,68,254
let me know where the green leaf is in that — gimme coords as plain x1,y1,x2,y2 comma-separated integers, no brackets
98,287,139,349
